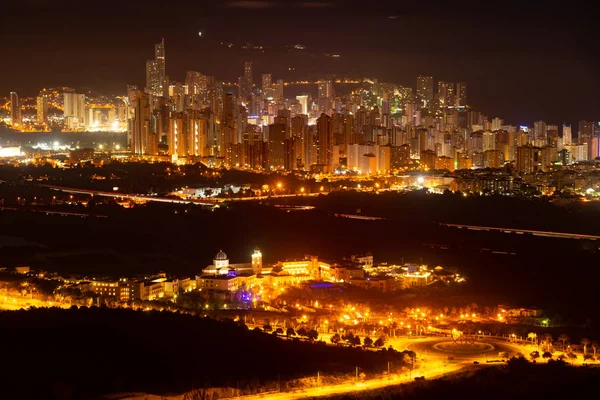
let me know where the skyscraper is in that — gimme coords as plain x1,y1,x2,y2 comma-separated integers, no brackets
262,73,272,97
63,92,86,130
155,38,165,78
316,113,333,167
416,76,433,107
244,61,253,89
562,125,572,146
9,92,21,127
36,95,48,124
146,60,162,97
131,92,158,155
146,39,167,97
456,82,467,107
296,95,309,115
317,79,334,113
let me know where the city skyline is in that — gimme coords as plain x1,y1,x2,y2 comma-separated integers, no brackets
2,1,600,125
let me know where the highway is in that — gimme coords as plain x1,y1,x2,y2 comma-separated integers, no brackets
443,223,600,241
237,363,462,400
38,184,327,205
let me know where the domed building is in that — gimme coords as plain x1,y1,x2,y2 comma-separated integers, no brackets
201,249,266,276
213,250,229,270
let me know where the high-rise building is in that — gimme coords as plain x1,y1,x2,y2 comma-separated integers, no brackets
36,95,48,124
316,113,333,166
185,71,206,95
131,92,158,155
317,79,334,113
146,39,167,97
146,60,162,97
416,76,433,107
578,120,595,143
562,125,572,146
155,38,165,78
491,117,503,132
296,95,309,115
63,92,86,130
456,82,467,107
437,81,453,108
262,73,272,97
9,92,21,127
274,79,284,100
244,61,253,88
268,123,286,169
516,145,542,174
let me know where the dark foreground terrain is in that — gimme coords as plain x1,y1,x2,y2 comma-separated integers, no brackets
328,358,600,400
0,307,408,399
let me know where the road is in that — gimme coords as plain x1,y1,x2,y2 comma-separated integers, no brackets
237,362,463,400
443,223,600,241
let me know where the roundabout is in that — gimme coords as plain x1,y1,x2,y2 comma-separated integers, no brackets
404,336,521,361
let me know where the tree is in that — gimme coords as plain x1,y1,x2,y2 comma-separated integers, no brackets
542,333,553,352
530,351,540,360
374,337,386,347
527,332,537,345
275,327,284,335
592,341,598,359
352,336,361,346
263,324,273,333
558,334,569,351
331,333,341,344
307,329,319,341
581,338,590,356
286,327,296,338
542,351,553,359
297,327,308,337
363,337,373,347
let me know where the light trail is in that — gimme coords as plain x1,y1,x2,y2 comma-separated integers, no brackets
442,223,600,241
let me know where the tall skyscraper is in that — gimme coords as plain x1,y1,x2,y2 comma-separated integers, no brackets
275,79,284,100
317,79,334,114
456,82,467,107
316,113,333,166
36,95,48,124
146,60,162,97
437,81,450,108
155,38,165,78
63,92,86,130
296,95,309,115
562,125,572,146
262,73,272,97
578,120,595,143
9,92,21,127
244,61,253,89
131,92,158,155
416,76,433,107
146,39,167,97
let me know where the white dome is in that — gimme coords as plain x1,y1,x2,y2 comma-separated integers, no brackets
214,250,228,261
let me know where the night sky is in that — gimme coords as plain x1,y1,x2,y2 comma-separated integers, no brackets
2,0,599,126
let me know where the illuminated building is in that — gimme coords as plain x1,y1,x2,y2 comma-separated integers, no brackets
262,73,272,97
268,123,286,169
130,91,158,155
316,113,333,168
416,76,433,107
402,264,432,287
9,92,20,127
456,82,467,107
251,249,262,274
202,250,261,276
348,276,398,293
63,92,86,130
145,38,167,97
296,95,309,115
274,79,284,100
516,145,542,174
437,81,452,108
317,78,334,113
578,120,595,143
483,149,503,168
36,94,48,124
420,149,436,170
